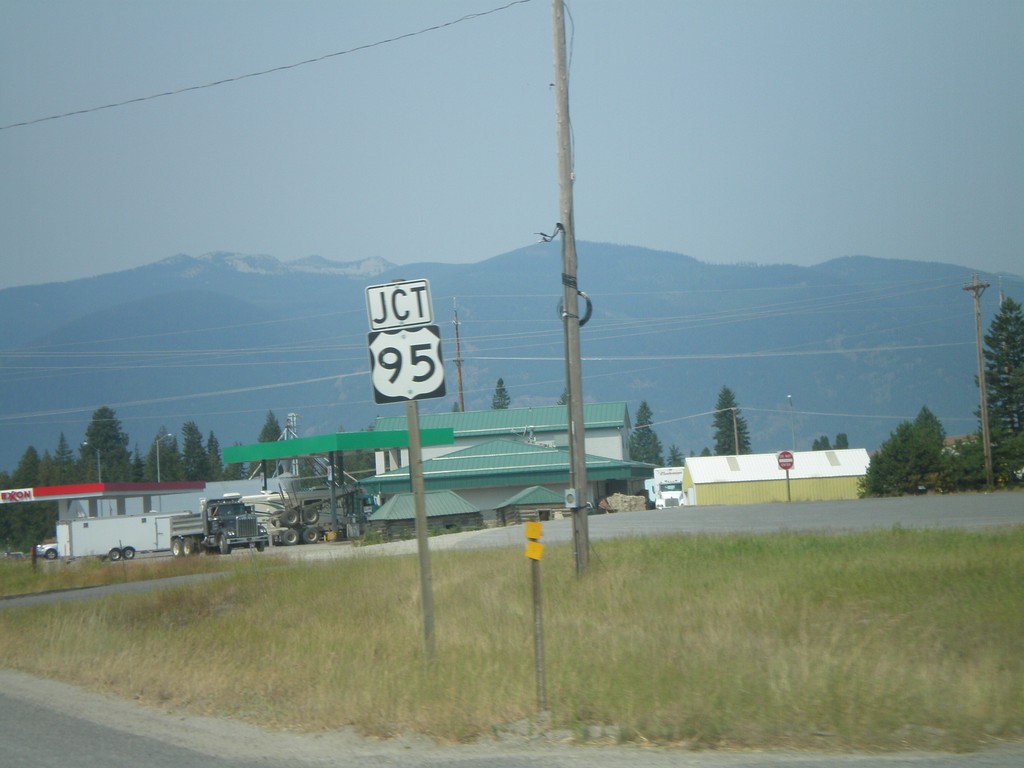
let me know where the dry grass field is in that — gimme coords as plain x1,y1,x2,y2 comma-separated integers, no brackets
1,526,1022,752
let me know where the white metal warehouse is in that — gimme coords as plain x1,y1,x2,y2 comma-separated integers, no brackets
682,449,870,506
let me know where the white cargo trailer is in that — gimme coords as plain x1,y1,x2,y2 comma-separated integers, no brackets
56,512,185,561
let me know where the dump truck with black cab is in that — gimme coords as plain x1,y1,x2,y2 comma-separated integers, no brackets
169,493,269,556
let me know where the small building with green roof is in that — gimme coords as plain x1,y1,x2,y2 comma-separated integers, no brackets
367,489,483,541
494,485,568,526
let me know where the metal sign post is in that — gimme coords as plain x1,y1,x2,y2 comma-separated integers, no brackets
778,451,794,502
525,520,546,712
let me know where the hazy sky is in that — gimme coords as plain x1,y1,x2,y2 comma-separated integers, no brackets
1,0,1021,290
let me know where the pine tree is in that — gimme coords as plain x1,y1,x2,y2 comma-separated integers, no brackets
53,433,76,484
131,446,145,481
259,411,282,443
181,421,209,481
206,432,224,482
983,296,1024,436
491,378,511,410
712,386,751,455
861,406,947,496
629,401,664,465
13,446,40,487
4,446,55,550
82,406,132,482
222,452,247,481
37,450,55,486
667,444,684,465
835,433,849,449
946,434,988,490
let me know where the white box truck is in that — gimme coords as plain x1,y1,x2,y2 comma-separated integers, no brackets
651,466,685,509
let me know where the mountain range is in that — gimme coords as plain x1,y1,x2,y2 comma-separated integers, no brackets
1,243,1019,474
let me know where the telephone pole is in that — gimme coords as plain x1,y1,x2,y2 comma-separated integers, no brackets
453,301,465,412
963,274,994,489
552,0,588,574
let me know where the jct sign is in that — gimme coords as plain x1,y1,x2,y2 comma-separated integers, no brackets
366,279,433,331
365,279,446,404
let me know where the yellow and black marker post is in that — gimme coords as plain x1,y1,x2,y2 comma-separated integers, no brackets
525,520,546,712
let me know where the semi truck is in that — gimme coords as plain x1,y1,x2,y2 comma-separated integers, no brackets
651,466,686,509
50,494,268,560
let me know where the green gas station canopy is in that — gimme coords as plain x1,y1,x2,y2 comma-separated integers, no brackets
222,429,454,465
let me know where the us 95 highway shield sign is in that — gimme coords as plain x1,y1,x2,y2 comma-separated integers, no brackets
367,325,447,404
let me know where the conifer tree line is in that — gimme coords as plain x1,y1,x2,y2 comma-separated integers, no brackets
862,296,1024,495
0,409,282,551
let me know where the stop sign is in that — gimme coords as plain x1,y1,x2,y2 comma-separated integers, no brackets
777,450,794,470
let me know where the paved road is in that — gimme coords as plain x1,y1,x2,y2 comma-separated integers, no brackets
288,491,1024,562
478,491,1024,543
3,669,1023,768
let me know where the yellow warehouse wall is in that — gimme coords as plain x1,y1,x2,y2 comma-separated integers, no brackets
689,476,862,506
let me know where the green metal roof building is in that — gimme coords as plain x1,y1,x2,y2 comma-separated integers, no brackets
372,402,632,473
362,437,653,524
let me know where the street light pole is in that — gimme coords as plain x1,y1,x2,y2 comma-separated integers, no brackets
82,441,101,482
155,433,173,511
788,395,796,450
155,434,173,483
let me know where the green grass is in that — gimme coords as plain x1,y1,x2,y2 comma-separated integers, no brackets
1,527,1022,751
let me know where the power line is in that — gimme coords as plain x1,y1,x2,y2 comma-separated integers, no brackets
0,0,533,131
471,341,974,362
0,371,365,423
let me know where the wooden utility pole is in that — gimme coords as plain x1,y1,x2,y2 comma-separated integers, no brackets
453,301,465,412
964,274,994,489
551,0,588,574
